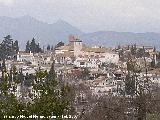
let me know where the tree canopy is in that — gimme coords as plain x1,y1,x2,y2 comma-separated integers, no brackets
0,35,19,60
25,38,42,53
0,61,70,119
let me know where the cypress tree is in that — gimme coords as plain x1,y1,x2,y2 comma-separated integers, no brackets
47,45,50,51
13,40,19,53
25,40,30,53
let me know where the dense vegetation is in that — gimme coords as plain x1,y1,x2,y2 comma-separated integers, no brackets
0,61,71,119
25,38,42,53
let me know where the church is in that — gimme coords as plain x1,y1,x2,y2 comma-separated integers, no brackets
54,35,119,68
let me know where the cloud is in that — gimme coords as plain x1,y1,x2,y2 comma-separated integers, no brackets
0,0,15,6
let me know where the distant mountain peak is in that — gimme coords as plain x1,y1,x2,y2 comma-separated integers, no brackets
55,19,71,25
0,16,83,50
53,19,83,34
17,15,39,22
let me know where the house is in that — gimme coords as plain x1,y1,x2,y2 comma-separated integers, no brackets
17,51,34,62
55,51,74,64
74,55,101,68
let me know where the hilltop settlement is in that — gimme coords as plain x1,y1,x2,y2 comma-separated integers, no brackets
0,35,160,119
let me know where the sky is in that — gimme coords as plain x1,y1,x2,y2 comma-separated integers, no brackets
0,0,160,33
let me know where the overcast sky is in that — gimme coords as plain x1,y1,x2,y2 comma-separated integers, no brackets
0,0,160,33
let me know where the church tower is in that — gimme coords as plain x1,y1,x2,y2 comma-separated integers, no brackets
68,35,82,57
74,38,82,57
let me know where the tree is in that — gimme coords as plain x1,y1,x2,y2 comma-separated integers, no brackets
30,38,36,53
47,61,56,81
130,44,137,55
157,52,160,60
25,38,42,53
153,46,156,53
118,48,124,61
151,59,156,68
0,59,72,119
13,40,19,53
125,72,136,95
55,41,64,49
66,83,96,119
47,45,51,51
124,57,160,120
82,68,90,80
117,45,121,50
51,46,54,50
25,40,30,53
19,61,69,119
136,48,145,58
1,59,6,80
0,61,25,118
83,96,128,120
156,62,160,68
0,35,18,60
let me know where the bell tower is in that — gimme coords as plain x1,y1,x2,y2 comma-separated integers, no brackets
68,35,82,57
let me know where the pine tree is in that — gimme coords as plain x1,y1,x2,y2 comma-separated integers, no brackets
0,35,18,59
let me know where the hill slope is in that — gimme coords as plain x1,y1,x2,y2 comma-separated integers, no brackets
81,31,160,49
0,16,160,49
0,16,83,49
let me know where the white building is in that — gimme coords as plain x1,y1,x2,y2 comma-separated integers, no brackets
17,51,34,62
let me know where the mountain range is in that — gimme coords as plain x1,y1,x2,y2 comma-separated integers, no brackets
0,15,160,49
